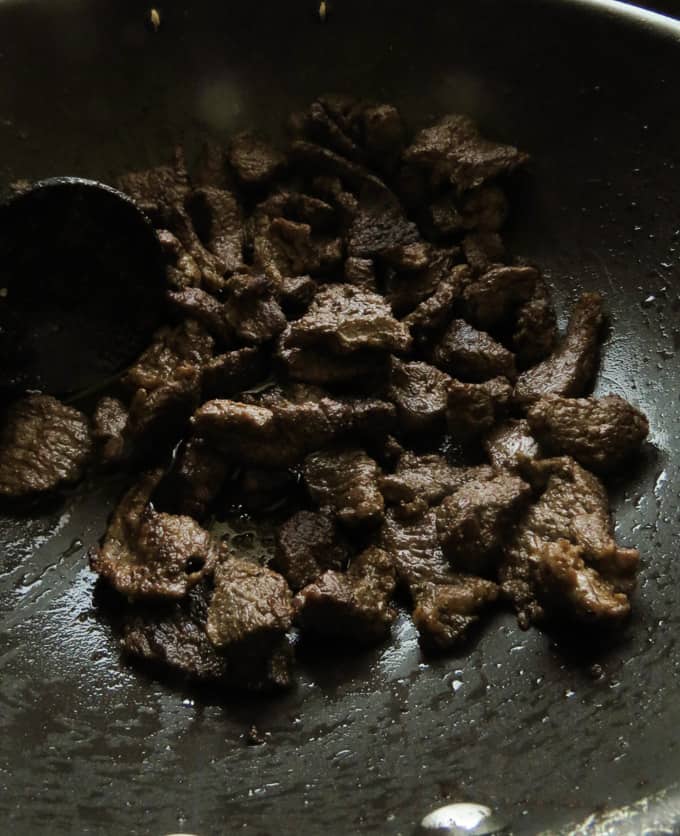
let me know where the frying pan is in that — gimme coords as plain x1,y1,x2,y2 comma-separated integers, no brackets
1,1,679,833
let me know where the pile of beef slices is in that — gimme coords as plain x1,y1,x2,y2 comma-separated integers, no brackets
0,97,650,693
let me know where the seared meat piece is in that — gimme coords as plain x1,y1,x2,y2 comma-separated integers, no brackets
289,96,364,161
206,558,293,649
446,377,513,439
116,147,189,223
484,419,540,471
404,265,469,346
303,448,384,529
412,576,499,653
362,103,405,167
385,247,461,317
227,132,285,187
0,394,91,498
193,384,395,468
277,330,390,386
222,273,287,344
512,277,558,368
201,346,269,399
293,547,396,645
285,284,412,355
165,205,227,294
167,287,231,343
277,275,318,317
157,436,228,519
344,257,378,293
500,456,639,624
432,319,516,382
534,539,631,625
461,265,538,330
192,137,231,189
258,191,336,232
252,213,343,281
514,293,605,406
460,185,509,231
92,396,128,466
424,193,463,239
462,232,506,274
290,140,390,197
310,175,360,226
121,581,293,691
185,186,244,275
379,452,494,515
386,357,450,437
273,510,350,591
527,394,649,473
380,508,451,586
436,471,531,574
157,229,203,290
347,192,423,267
403,114,529,191
90,470,217,599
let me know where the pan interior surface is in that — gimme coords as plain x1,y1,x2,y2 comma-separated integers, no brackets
0,1,679,834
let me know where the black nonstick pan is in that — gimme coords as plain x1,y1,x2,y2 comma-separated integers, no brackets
1,1,680,833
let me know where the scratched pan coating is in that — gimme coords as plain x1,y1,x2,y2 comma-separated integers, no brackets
0,1,679,834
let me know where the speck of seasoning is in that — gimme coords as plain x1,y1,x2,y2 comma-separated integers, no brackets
149,8,161,31
319,1,328,22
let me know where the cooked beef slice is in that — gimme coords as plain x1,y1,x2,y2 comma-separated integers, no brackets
512,277,558,368
258,191,336,232
460,184,509,231
380,508,452,587
193,385,395,468
432,319,516,382
289,96,364,161
192,138,231,189
121,581,293,691
276,275,318,317
164,204,226,293
412,575,499,653
446,377,513,439
310,175,360,226
222,273,287,344
347,192,423,266
386,357,450,436
227,133,285,187
206,558,293,649
116,148,189,222
462,232,506,274
403,114,529,192
92,396,128,466
500,456,639,624
527,394,649,473
514,293,605,406
201,346,269,399
273,510,350,591
404,265,470,345
252,213,343,281
90,470,217,599
483,419,540,471
303,448,384,529
385,247,461,317
184,186,244,275
157,436,228,519
362,103,405,166
167,287,231,343
293,547,396,644
0,395,92,498
277,329,390,386
344,257,378,292
290,140,391,197
379,452,494,515
534,539,631,625
423,193,464,240
436,472,531,574
157,229,203,290
285,284,412,355
461,265,538,330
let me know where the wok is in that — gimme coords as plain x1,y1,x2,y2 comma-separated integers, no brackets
1,1,679,833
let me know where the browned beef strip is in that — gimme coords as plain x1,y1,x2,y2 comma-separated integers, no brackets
289,96,365,161
403,265,470,346
273,510,350,591
290,140,391,197
514,292,605,406
192,138,231,189
201,346,269,399
446,376,513,439
362,103,405,167
222,273,287,344
293,547,396,644
386,357,450,437
347,192,422,266
403,114,529,192
460,184,509,231
500,456,639,625
92,396,128,467
344,257,378,292
462,231,506,274
0,394,92,498
184,186,244,275
436,471,531,574
461,265,538,330
252,212,343,281
276,275,318,318
167,287,232,344
90,469,217,599
527,394,649,473
157,436,228,519
483,419,540,471
512,277,558,368
303,448,385,529
277,330,390,386
385,247,461,317
258,191,336,232
432,319,516,382
227,133,286,187
157,229,203,290
116,147,189,223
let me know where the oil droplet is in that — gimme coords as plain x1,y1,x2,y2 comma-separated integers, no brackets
451,679,463,692
420,803,507,834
